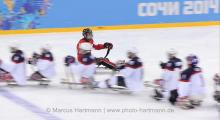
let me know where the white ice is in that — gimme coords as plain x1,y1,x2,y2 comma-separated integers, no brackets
0,26,219,120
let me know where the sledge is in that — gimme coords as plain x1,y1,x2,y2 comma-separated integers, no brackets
0,70,17,86
60,80,83,85
0,73,51,86
144,79,162,88
61,77,133,94
96,67,117,75
26,60,52,86
27,78,51,86
110,85,132,94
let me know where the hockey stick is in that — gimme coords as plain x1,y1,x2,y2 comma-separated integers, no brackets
0,68,9,73
104,47,111,58
97,47,111,68
0,68,14,83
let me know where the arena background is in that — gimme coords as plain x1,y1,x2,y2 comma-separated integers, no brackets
0,0,219,34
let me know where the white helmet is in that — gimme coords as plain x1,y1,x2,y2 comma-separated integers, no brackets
9,43,19,49
127,47,138,54
41,44,51,51
79,43,93,51
214,73,220,81
167,48,177,56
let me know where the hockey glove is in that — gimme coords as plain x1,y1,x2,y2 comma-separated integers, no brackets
160,62,166,69
104,42,113,49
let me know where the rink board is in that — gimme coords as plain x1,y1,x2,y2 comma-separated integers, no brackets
0,0,220,34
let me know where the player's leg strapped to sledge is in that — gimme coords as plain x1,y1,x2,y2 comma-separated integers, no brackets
176,81,194,109
28,46,56,81
63,55,96,87
30,71,46,80
0,58,27,85
0,68,14,81
96,67,144,93
96,75,127,89
152,77,179,105
96,58,117,70
28,55,45,80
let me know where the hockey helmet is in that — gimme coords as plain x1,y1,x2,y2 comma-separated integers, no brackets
186,54,199,65
127,47,138,54
167,48,177,56
64,55,75,66
41,44,51,51
82,28,93,40
9,43,19,49
214,73,220,82
9,42,19,52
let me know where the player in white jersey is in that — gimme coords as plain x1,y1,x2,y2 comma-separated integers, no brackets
177,54,205,109
213,73,220,103
0,44,27,85
154,49,182,105
28,44,56,80
64,43,96,84
97,47,144,92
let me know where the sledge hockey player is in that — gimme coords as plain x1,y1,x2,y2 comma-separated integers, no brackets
28,44,56,81
0,44,26,85
96,47,144,92
153,49,182,105
213,73,220,103
64,43,96,85
177,54,205,109
77,28,115,69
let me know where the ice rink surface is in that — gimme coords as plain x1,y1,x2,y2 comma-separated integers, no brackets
0,26,219,120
